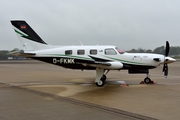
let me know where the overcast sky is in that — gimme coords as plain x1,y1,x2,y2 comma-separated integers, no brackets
0,0,180,50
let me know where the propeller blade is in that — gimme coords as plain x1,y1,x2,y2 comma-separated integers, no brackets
165,41,170,56
163,63,168,78
163,41,170,78
162,64,165,72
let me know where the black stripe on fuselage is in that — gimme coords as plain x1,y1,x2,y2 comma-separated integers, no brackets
30,57,156,70
30,57,96,70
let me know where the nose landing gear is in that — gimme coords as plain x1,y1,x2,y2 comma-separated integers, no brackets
142,74,155,84
144,77,151,84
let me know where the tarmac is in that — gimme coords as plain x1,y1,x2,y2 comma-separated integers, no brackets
0,60,180,120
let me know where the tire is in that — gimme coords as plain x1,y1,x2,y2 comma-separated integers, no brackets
100,75,106,82
96,80,104,87
144,77,151,84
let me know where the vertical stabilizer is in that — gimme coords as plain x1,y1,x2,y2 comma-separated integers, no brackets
11,20,52,51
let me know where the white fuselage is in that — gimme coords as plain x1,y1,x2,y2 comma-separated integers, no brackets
29,45,166,70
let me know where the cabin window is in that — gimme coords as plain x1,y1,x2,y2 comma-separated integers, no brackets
90,49,97,55
77,50,85,55
105,48,117,55
65,50,72,55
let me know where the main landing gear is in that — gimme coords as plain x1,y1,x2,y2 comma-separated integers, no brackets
95,74,107,87
95,68,109,87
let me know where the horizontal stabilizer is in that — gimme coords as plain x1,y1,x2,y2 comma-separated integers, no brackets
8,50,35,57
19,53,36,56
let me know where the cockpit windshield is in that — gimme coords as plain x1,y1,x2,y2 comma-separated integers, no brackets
115,47,125,54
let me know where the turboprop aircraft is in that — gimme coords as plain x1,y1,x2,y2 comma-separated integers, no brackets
10,20,176,87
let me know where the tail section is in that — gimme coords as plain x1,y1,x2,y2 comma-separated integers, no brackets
11,20,53,51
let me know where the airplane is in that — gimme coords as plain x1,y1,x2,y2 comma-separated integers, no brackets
10,20,176,87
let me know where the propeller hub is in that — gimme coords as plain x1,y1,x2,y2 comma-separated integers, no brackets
164,57,176,64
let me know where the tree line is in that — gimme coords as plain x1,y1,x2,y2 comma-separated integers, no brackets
127,46,180,56
0,49,24,60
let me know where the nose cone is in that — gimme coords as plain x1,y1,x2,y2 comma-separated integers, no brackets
165,57,176,64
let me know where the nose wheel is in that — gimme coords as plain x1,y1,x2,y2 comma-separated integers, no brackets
144,77,151,84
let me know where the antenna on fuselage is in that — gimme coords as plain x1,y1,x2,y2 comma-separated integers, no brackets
79,40,83,46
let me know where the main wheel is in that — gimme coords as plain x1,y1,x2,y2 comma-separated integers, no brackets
96,80,104,87
100,74,107,82
144,77,151,84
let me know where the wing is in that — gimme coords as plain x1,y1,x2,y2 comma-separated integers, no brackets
80,56,123,70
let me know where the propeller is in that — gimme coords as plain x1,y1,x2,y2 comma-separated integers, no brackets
162,41,170,78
